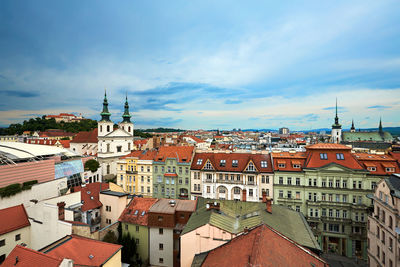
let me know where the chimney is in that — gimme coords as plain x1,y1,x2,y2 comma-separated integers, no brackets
265,198,272,213
262,191,267,203
242,189,247,202
57,202,66,220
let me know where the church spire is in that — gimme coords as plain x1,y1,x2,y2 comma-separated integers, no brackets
379,117,383,133
332,98,341,128
350,119,355,132
122,93,132,123
100,89,111,121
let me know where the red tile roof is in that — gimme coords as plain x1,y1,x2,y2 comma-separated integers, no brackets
59,140,70,148
120,150,146,159
199,224,326,267
191,152,273,173
0,204,30,235
72,182,109,212
304,144,363,170
155,146,194,163
271,152,307,171
26,139,60,146
354,153,399,175
39,131,75,138
119,197,158,226
134,139,149,146
43,235,122,266
2,245,63,267
71,128,98,143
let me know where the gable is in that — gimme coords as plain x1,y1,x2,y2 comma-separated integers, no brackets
305,162,363,173
201,159,215,171
244,159,259,172
104,128,132,137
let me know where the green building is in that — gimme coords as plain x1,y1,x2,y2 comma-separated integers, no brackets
118,197,158,265
152,146,194,199
271,143,391,260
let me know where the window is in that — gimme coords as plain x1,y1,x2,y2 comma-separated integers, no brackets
279,190,283,198
204,161,213,170
313,179,317,186
308,179,312,186
106,205,111,212
159,243,164,250
279,177,283,184
358,181,362,189
322,193,326,201
320,153,328,160
197,159,203,165
117,146,122,152
159,258,164,264
296,191,300,199
336,194,340,202
293,164,300,168
296,178,300,185
287,177,292,185
386,167,395,172
336,210,340,218
329,209,333,217
158,216,163,221
310,208,313,217
389,237,393,251
342,180,347,188
335,180,340,188
246,162,256,171
389,216,393,229
15,234,21,241
329,180,333,187
322,208,326,217
343,210,347,218
336,153,344,160
321,179,326,187
159,228,163,235
368,167,376,172
234,187,241,194
220,159,226,167
249,189,253,197
343,195,347,203
377,245,380,258
278,163,285,168
287,191,292,199
232,160,238,167
0,240,4,247
296,206,300,212
136,226,139,232
261,161,268,168
207,186,210,193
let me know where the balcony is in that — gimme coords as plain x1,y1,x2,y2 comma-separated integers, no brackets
247,181,255,185
204,179,213,183
126,170,138,174
216,179,242,185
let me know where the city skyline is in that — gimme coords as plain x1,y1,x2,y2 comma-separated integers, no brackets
1,1,400,130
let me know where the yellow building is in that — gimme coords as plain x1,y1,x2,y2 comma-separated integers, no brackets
0,135,18,142
117,150,156,196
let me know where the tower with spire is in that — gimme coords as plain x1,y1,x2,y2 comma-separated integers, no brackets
98,90,114,137
331,98,342,143
350,119,356,133
118,94,134,135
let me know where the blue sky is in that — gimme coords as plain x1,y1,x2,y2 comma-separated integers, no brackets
0,1,400,130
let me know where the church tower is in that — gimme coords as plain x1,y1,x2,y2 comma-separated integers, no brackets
98,90,114,138
331,99,342,143
118,94,134,136
350,119,356,133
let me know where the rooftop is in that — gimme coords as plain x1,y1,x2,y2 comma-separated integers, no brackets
2,245,63,267
0,204,30,235
41,235,122,266
192,224,327,267
149,198,196,214
119,197,158,226
72,182,109,212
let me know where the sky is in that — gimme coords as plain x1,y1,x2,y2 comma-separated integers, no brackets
0,1,400,130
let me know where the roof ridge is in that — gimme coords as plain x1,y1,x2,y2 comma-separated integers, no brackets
14,245,63,262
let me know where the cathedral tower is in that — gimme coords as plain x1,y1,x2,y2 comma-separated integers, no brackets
331,99,342,143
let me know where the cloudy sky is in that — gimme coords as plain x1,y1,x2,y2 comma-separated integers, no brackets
1,1,400,130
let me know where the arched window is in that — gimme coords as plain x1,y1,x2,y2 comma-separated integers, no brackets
389,216,393,229
100,125,102,132
107,165,110,174
107,125,110,132
128,126,131,132
106,143,110,152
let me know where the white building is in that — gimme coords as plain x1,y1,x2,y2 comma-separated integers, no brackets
97,92,134,179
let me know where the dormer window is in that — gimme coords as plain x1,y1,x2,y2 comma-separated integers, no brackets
293,164,300,168
261,161,268,168
278,163,286,168
368,167,376,172
232,160,238,167
320,153,328,160
246,162,256,172
197,159,203,165
204,161,214,170
336,153,344,160
386,167,395,172
220,160,226,167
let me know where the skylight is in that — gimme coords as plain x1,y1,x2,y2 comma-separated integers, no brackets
134,210,139,215
197,159,203,165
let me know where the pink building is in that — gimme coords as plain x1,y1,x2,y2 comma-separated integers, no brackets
368,174,400,267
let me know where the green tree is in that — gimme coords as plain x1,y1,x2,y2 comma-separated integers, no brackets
103,230,118,244
84,159,100,172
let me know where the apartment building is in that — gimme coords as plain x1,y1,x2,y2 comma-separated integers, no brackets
272,143,392,260
190,151,273,201
148,198,196,267
153,146,194,199
368,174,400,267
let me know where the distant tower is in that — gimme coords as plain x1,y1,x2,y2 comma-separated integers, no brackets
379,117,383,134
98,90,114,137
331,98,342,143
350,119,356,133
118,94,134,136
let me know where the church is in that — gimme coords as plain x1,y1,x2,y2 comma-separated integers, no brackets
97,92,134,179
330,101,393,149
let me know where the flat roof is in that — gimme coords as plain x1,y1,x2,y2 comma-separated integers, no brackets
100,190,129,197
0,142,77,160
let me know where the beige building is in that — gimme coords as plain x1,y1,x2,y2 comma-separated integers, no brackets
368,174,400,267
100,190,129,228
0,204,31,264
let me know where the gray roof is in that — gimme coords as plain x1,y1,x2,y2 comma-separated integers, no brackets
182,197,320,251
386,174,400,198
100,190,129,197
149,198,196,214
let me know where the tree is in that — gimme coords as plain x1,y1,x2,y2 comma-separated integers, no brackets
84,159,100,172
103,230,118,244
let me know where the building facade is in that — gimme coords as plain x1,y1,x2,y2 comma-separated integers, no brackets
272,143,388,260
190,151,273,202
368,174,400,267
152,146,194,199
97,92,134,178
